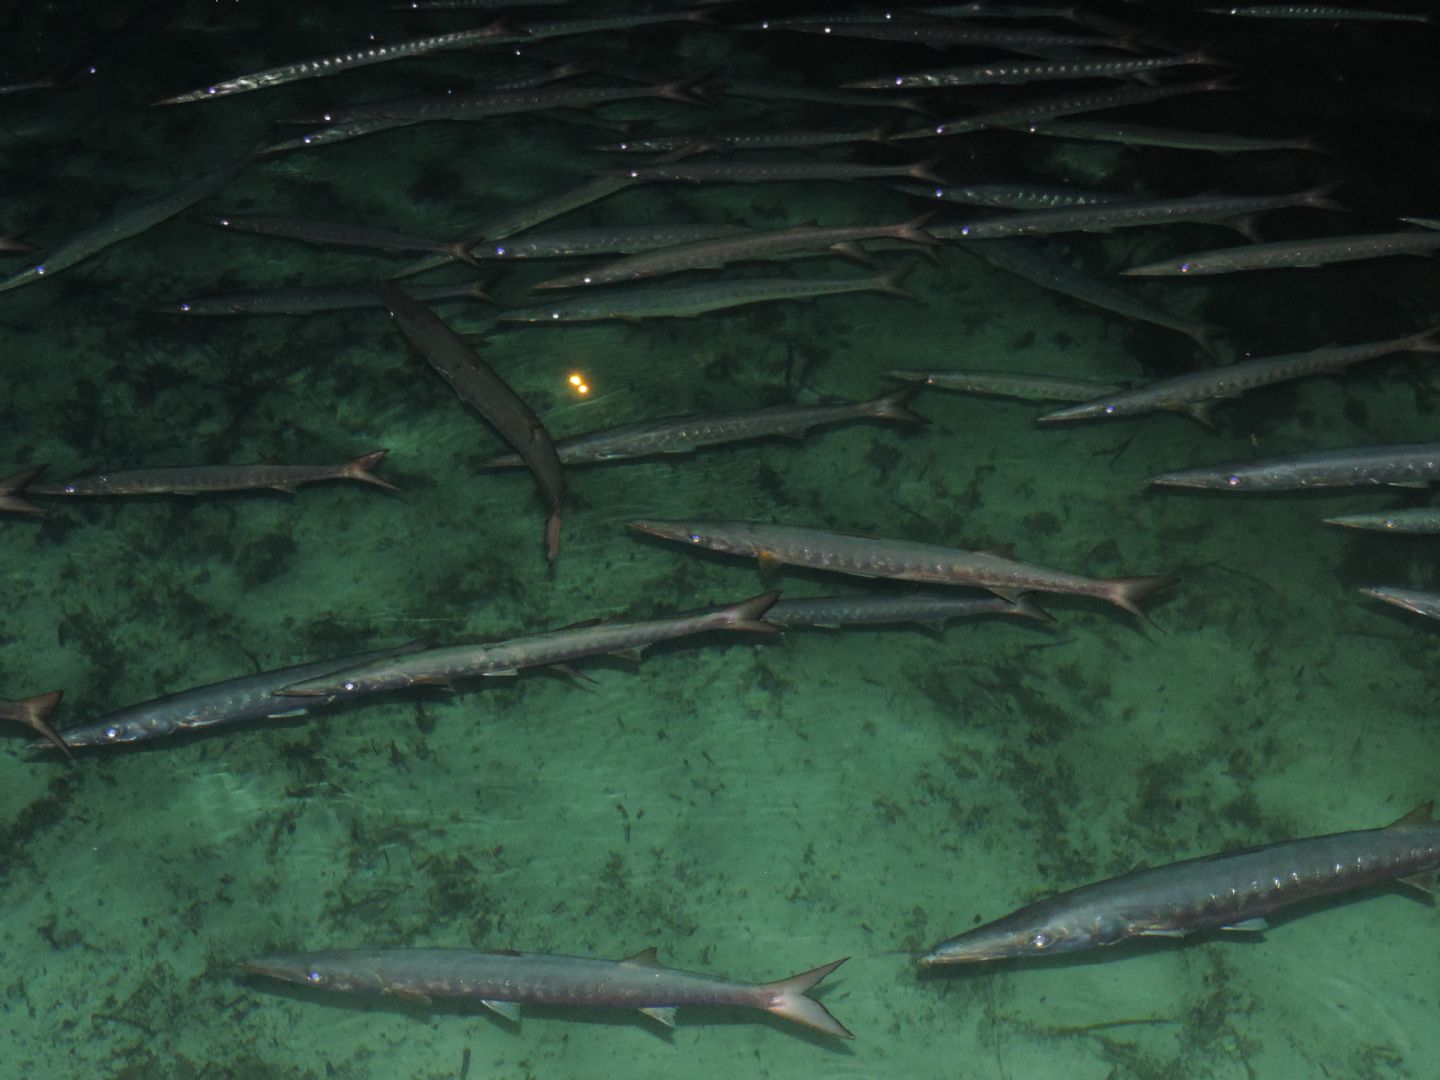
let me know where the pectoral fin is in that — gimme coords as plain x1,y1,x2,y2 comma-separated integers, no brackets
1221,918,1268,933
482,999,521,1022
639,1006,677,1028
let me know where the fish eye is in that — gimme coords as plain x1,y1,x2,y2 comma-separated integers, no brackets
1384,519,1396,529
687,533,703,543
894,78,904,87
1226,475,1242,487
1178,263,1192,273
306,970,325,984
179,303,191,313
104,725,122,740
342,681,357,692
1104,404,1116,414
1029,932,1053,950
494,246,506,256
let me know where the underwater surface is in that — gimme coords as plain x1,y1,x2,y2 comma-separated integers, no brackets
2,1,1439,1077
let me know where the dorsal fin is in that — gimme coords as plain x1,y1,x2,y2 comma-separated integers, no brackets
621,946,661,966
1386,801,1435,829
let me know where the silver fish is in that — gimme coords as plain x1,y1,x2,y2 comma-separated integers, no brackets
1122,230,1440,276
1150,442,1440,491
279,592,780,697
1009,119,1324,155
765,591,1051,628
482,387,926,466
29,451,397,497
45,644,426,750
1040,328,1440,426
531,217,935,289
1325,508,1440,534
153,24,517,105
627,520,1176,623
1360,587,1440,621
962,240,1221,358
163,281,492,316
498,267,916,323
922,803,1440,964
244,947,851,1038
0,155,248,294
929,183,1342,241
889,369,1124,403
847,50,1222,90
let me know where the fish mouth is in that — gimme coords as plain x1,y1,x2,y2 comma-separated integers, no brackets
274,683,329,698
626,520,688,542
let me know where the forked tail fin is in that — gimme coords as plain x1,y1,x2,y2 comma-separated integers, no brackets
761,957,853,1039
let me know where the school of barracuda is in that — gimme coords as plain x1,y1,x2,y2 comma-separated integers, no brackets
3,0,1439,1058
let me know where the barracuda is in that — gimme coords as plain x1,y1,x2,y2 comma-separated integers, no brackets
627,520,1176,624
1150,441,1440,491
244,947,852,1038
922,803,1440,964
1041,328,1440,426
482,387,925,467
29,451,397,497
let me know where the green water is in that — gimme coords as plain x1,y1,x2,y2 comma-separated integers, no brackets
2,3,1438,1078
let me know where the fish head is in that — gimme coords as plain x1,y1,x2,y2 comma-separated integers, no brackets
1149,464,1262,490
627,520,712,545
243,951,377,993
919,900,1099,965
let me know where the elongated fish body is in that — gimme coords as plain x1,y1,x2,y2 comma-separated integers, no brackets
613,160,942,185
316,80,700,126
0,465,47,515
889,369,1123,403
893,181,1128,210
499,268,914,322
900,78,1230,139
627,520,1176,622
766,591,1050,628
280,591,779,697
1361,586,1440,621
484,388,925,467
776,20,1133,52
1151,442,1440,491
848,50,1218,90
45,644,425,750
153,24,516,105
196,214,478,264
244,947,851,1038
0,156,247,294
1010,119,1322,155
595,124,894,154
534,218,935,288
1326,508,1440,533
470,224,753,261
720,80,931,115
930,184,1339,241
963,240,1220,358
1205,5,1433,22
1041,328,1440,425
1123,230,1440,276
378,284,565,561
391,176,637,279
29,451,396,497
0,691,70,759
165,281,491,316
922,803,1440,965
